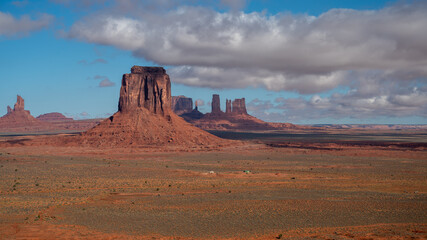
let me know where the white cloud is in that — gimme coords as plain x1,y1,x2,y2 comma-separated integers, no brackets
0,12,54,37
272,86,427,121
63,1,427,122
66,2,427,92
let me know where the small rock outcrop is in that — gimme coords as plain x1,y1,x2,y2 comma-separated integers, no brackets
172,95,193,115
7,106,12,114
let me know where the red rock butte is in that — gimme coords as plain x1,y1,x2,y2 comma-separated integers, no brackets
76,66,223,147
184,94,301,131
0,95,44,129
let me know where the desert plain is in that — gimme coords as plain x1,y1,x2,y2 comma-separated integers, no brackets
1,129,426,240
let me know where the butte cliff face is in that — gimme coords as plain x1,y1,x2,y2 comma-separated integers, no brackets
79,66,222,147
119,66,171,115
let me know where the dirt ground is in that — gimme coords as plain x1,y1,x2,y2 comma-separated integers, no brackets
0,131,426,239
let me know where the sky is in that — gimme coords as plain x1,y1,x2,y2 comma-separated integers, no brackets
0,0,426,124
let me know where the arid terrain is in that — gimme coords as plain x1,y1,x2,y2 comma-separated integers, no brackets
0,67,426,239
0,129,426,239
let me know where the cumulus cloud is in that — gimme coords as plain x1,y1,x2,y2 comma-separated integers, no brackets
67,2,427,77
248,84,427,122
64,1,427,121
0,12,54,37
169,66,348,93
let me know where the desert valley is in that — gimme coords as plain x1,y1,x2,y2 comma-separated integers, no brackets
2,0,427,239
0,66,426,239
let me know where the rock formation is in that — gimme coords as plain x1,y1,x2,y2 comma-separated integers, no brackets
172,95,193,115
14,95,25,111
225,99,232,114
118,66,171,115
211,94,222,114
232,98,247,115
37,112,73,122
183,94,300,131
0,95,44,130
77,66,222,147
0,96,101,133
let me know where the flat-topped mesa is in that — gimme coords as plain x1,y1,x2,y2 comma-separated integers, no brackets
131,66,166,74
118,66,171,115
232,98,247,115
14,95,25,112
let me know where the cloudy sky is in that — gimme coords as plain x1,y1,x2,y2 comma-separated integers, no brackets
0,0,426,124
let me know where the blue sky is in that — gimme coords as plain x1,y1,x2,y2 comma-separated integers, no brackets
0,0,426,124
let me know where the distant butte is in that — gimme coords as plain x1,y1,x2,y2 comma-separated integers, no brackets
0,95,45,130
172,95,193,115
181,94,302,131
0,95,99,133
37,112,73,122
